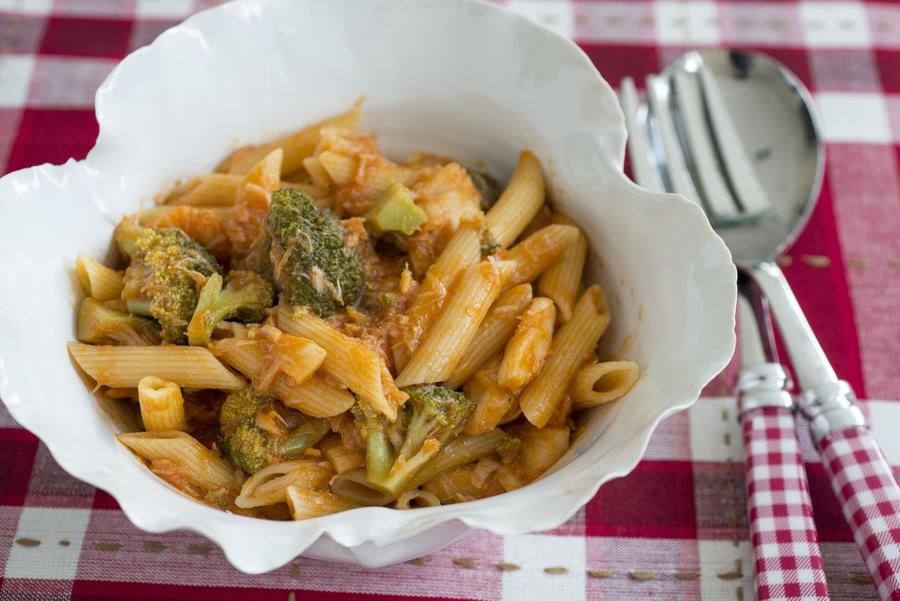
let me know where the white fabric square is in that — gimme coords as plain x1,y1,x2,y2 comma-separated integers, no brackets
757,517,776,531
0,55,35,109
869,401,900,465
4,507,91,580
507,1,574,39
800,2,872,48
502,534,585,601
698,541,752,600
0,0,51,15
844,462,865,481
654,1,721,45
817,92,891,143
689,397,743,462
137,0,194,18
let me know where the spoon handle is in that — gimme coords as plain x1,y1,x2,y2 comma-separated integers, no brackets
749,261,900,600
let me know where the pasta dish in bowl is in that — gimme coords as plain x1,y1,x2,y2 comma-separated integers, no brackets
69,103,641,518
0,0,736,571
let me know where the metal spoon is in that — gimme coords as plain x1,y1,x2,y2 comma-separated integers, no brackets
622,49,900,600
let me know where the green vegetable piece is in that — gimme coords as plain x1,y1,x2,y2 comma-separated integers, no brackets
220,386,276,475
187,271,273,346
77,298,161,346
281,417,330,458
365,183,427,237
465,168,500,211
268,188,364,317
353,384,474,496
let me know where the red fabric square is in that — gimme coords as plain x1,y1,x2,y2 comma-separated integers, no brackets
91,489,120,510
0,429,39,505
585,460,697,538
875,50,900,94
39,16,131,58
579,44,660,90
806,462,854,542
5,109,97,172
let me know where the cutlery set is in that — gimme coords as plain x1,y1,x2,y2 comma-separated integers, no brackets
621,50,900,600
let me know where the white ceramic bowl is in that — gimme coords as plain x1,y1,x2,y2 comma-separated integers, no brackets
0,0,736,572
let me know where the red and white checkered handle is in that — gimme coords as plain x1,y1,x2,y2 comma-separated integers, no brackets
742,406,830,601
818,427,900,601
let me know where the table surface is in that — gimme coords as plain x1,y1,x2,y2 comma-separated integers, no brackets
1,1,898,600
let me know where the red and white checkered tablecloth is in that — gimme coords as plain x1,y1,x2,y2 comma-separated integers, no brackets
1,1,899,599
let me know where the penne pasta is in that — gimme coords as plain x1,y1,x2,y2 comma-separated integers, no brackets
330,468,396,506
75,253,123,301
317,150,356,186
163,173,241,207
463,357,518,436
396,259,513,387
573,360,640,410
68,342,245,390
518,286,611,427
235,460,331,509
498,297,556,389
443,283,533,389
392,218,483,371
136,205,232,225
504,224,580,288
242,147,282,192
320,435,365,475
394,489,442,509
208,336,353,418
275,306,403,421
484,150,546,248
137,376,188,432
285,485,359,520
537,214,588,321
222,104,363,175
410,429,510,488
118,430,243,492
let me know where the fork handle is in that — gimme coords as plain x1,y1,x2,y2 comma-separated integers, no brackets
749,262,900,600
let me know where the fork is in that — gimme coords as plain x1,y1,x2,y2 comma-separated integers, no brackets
620,64,831,600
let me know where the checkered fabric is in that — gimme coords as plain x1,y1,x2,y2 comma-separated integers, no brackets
819,428,900,601
742,406,830,600
1,0,900,600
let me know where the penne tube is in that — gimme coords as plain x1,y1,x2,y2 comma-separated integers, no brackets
320,435,365,475
136,205,232,225
137,376,188,432
209,336,353,418
462,357,518,436
223,105,363,175
67,342,245,390
302,156,332,189
518,286,611,427
163,173,241,207
118,430,243,492
410,429,509,488
537,214,588,321
396,260,513,387
330,468,397,506
392,219,482,371
242,148,282,192
498,297,556,389
235,460,331,509
275,306,402,420
484,151,545,248
504,224,580,287
317,150,356,186
443,283,533,389
394,489,442,509
573,360,640,410
285,485,359,520
75,253,123,301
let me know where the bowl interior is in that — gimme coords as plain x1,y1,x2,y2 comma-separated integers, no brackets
0,0,735,572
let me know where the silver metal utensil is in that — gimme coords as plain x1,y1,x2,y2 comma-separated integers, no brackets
622,49,900,600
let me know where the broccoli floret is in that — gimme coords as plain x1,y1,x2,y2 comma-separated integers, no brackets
267,188,364,317
220,386,276,474
365,183,427,237
77,298,161,346
187,271,274,346
281,417,330,458
119,221,223,343
354,384,474,496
